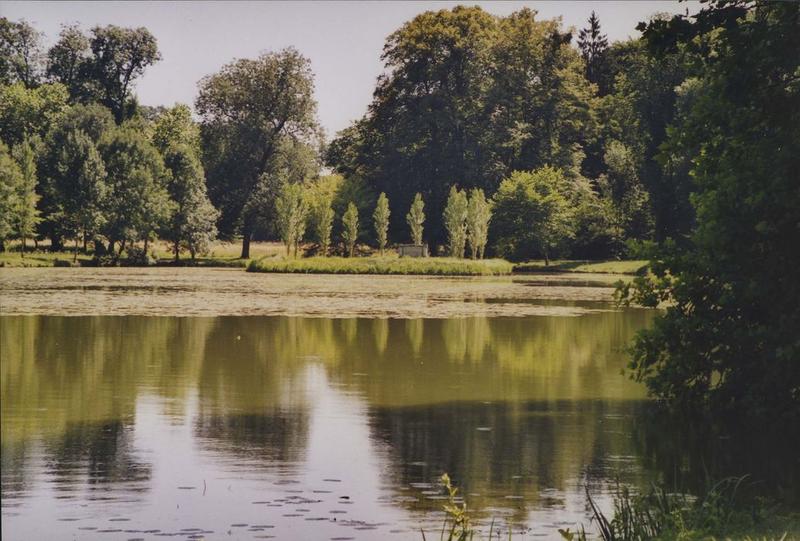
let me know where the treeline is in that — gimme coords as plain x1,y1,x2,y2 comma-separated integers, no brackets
2,6,696,262
0,21,216,262
326,6,694,259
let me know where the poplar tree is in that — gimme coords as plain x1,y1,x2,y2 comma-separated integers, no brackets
342,202,359,257
373,192,390,255
406,193,425,246
443,186,468,258
10,140,40,255
466,188,491,259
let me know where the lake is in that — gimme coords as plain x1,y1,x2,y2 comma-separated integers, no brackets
1,269,787,540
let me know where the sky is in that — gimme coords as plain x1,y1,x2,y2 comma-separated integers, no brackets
2,1,697,138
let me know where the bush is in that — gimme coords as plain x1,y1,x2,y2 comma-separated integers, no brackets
122,246,155,267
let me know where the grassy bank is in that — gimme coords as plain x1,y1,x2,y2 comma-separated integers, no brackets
247,256,514,276
514,259,648,275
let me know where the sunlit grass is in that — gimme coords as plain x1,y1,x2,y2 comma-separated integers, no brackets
514,259,648,275
248,255,514,276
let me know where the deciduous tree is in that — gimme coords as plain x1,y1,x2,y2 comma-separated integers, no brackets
197,49,321,258
443,186,468,258
373,192,390,255
406,192,425,246
466,188,491,259
341,202,359,257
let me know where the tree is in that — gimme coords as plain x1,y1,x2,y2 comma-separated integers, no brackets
577,11,609,93
619,1,800,422
443,186,468,258
373,192,390,255
162,144,218,261
152,105,217,260
0,82,69,147
0,18,44,88
0,142,21,251
46,24,91,101
601,139,652,250
406,192,425,246
275,181,308,258
305,175,340,256
341,202,359,257
10,140,41,255
37,103,115,250
85,25,161,122
99,123,171,253
151,104,200,154
466,188,491,259
491,167,574,264
326,7,596,247
197,49,321,258
48,129,108,259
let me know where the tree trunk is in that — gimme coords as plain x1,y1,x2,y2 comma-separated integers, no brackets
83,233,88,253
174,240,180,262
241,228,251,259
73,237,79,262
120,239,127,255
144,237,149,254
20,236,26,258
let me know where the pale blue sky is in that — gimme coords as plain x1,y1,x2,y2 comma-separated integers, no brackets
2,1,697,137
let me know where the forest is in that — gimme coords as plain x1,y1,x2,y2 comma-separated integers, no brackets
1,0,798,422
2,5,698,262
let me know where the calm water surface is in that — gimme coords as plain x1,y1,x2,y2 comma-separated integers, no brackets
0,269,681,539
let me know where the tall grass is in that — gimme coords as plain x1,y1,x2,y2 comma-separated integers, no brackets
247,256,514,276
562,476,797,541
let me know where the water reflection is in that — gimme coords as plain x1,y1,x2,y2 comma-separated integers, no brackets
5,311,787,539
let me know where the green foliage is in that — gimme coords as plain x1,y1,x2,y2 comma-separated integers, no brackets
0,18,43,87
326,6,595,248
0,142,22,248
440,473,473,541
151,104,200,155
247,255,513,276
84,25,161,122
578,11,609,93
47,128,108,252
618,1,800,421
0,82,69,146
466,188,491,259
9,140,41,253
491,167,574,263
197,48,321,257
275,181,308,257
162,143,218,259
341,201,359,257
443,186,468,258
45,24,90,100
406,192,425,246
305,175,340,256
99,123,171,248
373,192,390,255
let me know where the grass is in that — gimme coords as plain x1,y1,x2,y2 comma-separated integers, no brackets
513,259,648,275
247,255,514,276
564,478,800,541
0,240,284,268
0,250,92,267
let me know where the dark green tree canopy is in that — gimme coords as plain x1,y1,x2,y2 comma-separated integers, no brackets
197,48,321,257
327,6,595,249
